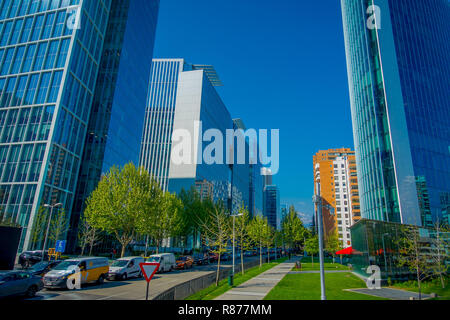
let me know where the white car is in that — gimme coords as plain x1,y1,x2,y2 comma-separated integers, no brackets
108,257,144,280
147,253,176,273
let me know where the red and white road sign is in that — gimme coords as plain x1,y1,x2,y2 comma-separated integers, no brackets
139,263,160,283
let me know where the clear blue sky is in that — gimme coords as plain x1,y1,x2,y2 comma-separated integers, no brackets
153,0,355,221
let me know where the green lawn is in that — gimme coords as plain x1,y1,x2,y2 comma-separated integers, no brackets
390,278,450,300
264,272,388,300
186,258,287,300
293,262,351,271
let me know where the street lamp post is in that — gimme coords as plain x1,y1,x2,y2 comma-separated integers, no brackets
312,178,335,301
232,213,243,277
313,181,327,301
41,203,63,262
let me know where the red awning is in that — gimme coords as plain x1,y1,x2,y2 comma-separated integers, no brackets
336,247,353,255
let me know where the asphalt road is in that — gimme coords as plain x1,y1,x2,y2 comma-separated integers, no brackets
27,256,266,300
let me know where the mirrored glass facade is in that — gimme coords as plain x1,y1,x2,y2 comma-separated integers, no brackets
140,59,259,213
68,0,159,251
341,0,450,226
0,0,159,252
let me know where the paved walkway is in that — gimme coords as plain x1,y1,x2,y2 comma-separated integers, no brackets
215,259,296,300
346,288,433,300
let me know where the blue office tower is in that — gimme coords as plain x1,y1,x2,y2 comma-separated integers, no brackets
68,0,160,251
341,0,450,226
0,0,159,252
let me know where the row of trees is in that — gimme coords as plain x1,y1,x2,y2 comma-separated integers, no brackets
80,164,313,286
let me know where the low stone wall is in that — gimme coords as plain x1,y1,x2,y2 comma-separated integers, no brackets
153,257,265,300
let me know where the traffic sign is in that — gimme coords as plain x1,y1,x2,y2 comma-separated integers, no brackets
139,262,160,300
55,240,66,253
140,262,160,283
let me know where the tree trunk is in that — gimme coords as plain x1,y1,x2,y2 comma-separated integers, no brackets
417,268,421,300
311,254,314,267
144,235,149,257
267,246,270,263
216,254,221,286
89,242,94,256
121,243,126,258
260,245,263,267
80,244,85,257
241,247,244,275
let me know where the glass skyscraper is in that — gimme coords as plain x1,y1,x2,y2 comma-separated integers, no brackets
341,0,450,227
140,59,258,214
0,0,159,252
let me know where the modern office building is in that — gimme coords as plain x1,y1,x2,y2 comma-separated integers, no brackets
263,184,280,230
67,0,160,252
313,148,361,247
140,59,257,215
341,0,450,227
0,0,160,252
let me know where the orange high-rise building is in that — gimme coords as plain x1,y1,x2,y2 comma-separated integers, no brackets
313,148,360,248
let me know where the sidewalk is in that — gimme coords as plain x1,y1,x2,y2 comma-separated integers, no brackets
215,258,296,300
346,288,432,300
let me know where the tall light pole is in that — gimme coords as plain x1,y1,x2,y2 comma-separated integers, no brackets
41,203,63,262
232,213,243,277
313,180,327,301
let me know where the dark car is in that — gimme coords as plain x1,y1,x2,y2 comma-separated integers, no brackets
18,251,48,268
0,271,44,299
193,253,209,265
27,260,62,277
220,253,231,261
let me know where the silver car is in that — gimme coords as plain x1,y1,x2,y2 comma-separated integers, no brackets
0,271,44,299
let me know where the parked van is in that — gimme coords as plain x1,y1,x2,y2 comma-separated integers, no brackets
43,257,109,289
108,257,144,280
147,253,176,273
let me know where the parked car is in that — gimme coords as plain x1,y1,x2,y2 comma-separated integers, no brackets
175,256,194,270
0,271,43,299
108,257,144,281
208,252,219,263
193,253,209,265
147,253,176,273
18,251,48,268
244,251,254,257
27,260,62,277
43,257,109,289
220,253,231,261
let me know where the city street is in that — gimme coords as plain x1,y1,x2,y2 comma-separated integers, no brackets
27,257,261,300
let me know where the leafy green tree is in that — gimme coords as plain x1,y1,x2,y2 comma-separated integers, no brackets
149,192,184,254
29,206,47,249
429,221,449,289
78,217,99,256
235,205,251,274
179,187,208,250
325,231,342,263
248,215,270,267
136,178,164,255
304,234,319,266
197,202,230,286
396,226,433,300
49,208,69,247
264,223,275,263
281,205,307,252
85,163,156,258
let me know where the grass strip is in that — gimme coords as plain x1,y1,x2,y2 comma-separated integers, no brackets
264,272,388,300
